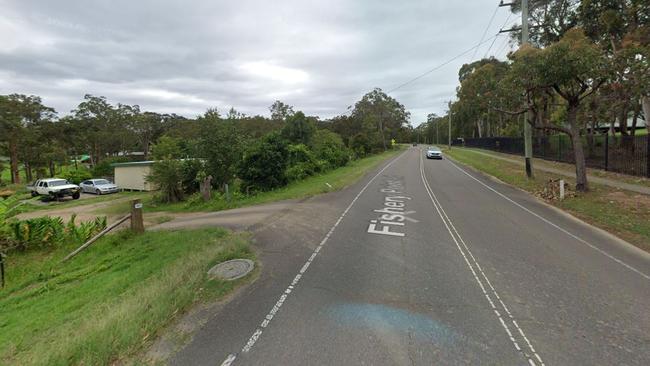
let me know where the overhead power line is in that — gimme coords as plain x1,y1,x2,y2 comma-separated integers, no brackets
484,12,513,58
471,4,500,60
495,35,512,58
387,34,498,94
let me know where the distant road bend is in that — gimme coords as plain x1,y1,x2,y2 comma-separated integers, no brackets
172,147,650,366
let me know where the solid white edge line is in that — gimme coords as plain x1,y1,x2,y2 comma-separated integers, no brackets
219,149,408,365
420,152,544,365
446,158,650,280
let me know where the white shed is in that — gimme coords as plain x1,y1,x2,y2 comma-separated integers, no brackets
112,161,157,191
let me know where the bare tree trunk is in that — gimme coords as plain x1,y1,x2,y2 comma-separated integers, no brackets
25,162,33,183
568,104,588,192
618,105,629,136
476,120,483,138
200,175,212,202
9,139,20,184
641,96,650,134
143,138,150,160
630,101,640,137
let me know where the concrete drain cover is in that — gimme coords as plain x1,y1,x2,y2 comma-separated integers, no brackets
208,259,254,280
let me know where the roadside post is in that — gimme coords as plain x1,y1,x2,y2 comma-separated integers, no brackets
131,199,144,234
559,179,565,200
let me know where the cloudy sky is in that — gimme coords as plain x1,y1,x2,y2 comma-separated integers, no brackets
0,0,517,124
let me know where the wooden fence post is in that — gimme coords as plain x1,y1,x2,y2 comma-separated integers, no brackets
131,199,144,234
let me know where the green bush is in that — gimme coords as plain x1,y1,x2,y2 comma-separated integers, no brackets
63,169,92,184
238,132,289,192
285,144,322,182
147,137,185,203
350,133,372,157
7,214,106,251
198,120,247,189
286,162,318,182
0,195,22,251
181,159,205,194
310,129,350,169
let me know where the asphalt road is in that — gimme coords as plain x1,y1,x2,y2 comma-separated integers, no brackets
171,147,650,366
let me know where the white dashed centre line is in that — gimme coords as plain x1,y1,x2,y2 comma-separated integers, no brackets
419,152,545,366
219,150,407,366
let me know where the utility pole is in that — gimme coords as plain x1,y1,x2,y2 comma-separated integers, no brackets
379,110,387,151
522,0,533,177
500,0,533,177
448,101,452,150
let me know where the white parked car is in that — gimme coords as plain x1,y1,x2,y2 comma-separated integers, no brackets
28,178,81,200
80,179,119,195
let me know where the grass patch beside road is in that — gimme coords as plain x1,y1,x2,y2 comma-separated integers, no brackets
0,228,254,365
445,148,650,252
147,147,405,213
463,147,650,189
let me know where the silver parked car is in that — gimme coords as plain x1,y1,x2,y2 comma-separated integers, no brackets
80,179,119,195
426,146,443,159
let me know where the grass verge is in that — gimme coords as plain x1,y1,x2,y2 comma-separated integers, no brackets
0,228,254,365
463,147,650,189
445,148,650,252
145,147,405,213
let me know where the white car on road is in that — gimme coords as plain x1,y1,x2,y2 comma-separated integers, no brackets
425,146,443,159
79,179,119,195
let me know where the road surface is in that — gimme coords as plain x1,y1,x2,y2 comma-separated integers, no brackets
170,147,650,366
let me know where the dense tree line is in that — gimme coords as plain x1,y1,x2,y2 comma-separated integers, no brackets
414,0,649,191
0,89,411,200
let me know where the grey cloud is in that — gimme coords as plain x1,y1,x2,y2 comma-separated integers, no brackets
0,0,514,123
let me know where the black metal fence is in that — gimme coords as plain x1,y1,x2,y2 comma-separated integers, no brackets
457,134,650,178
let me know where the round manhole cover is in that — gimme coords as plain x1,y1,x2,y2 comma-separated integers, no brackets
208,259,254,281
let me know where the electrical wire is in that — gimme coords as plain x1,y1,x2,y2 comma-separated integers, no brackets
484,12,513,58
387,34,498,94
471,4,500,60
495,35,512,59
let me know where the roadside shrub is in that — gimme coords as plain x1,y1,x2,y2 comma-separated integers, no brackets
286,162,318,182
181,159,205,194
310,129,350,169
238,132,289,192
63,169,92,184
6,214,106,251
0,195,22,251
147,137,185,203
198,120,247,189
350,133,371,157
148,159,184,203
285,144,322,182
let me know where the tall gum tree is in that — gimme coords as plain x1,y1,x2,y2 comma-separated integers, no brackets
513,29,609,191
0,94,56,184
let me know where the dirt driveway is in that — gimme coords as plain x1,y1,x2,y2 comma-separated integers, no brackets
16,195,135,223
